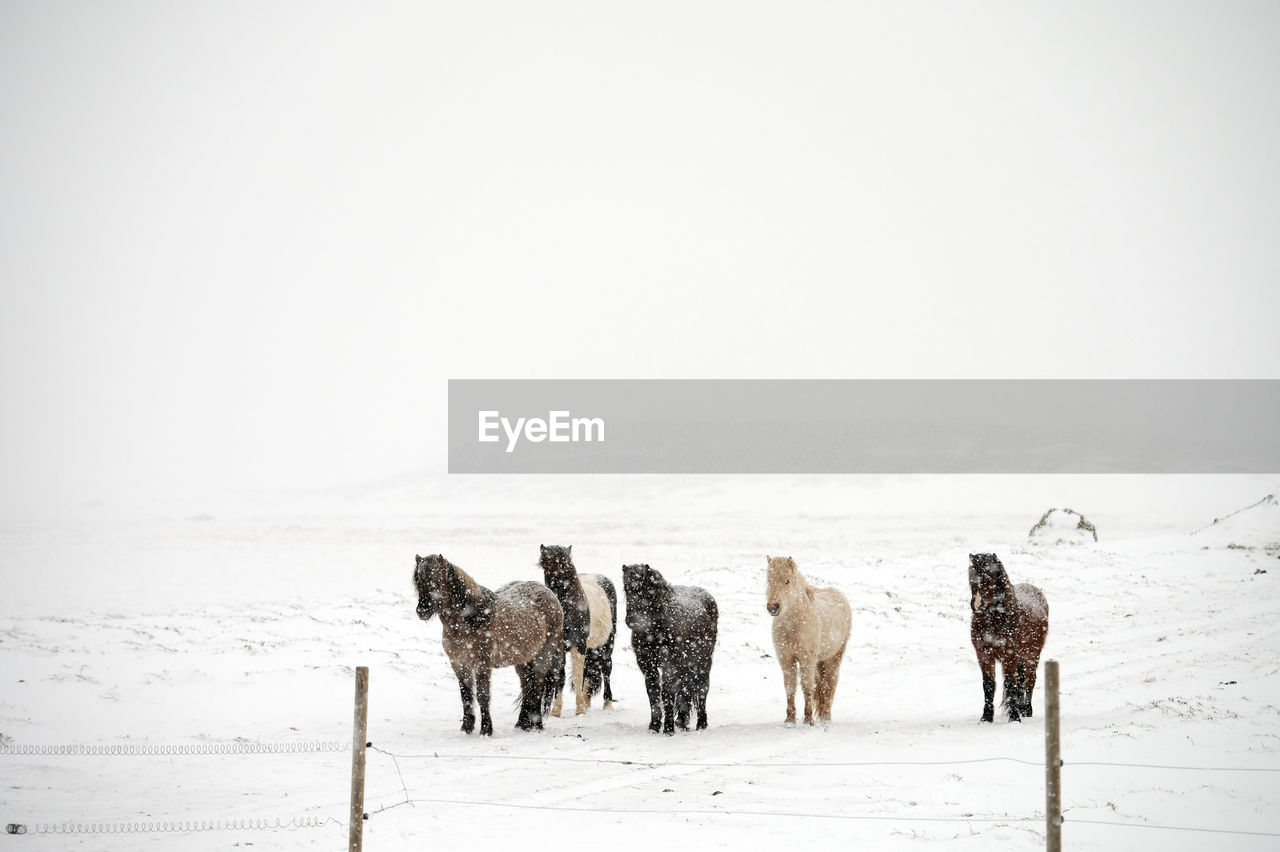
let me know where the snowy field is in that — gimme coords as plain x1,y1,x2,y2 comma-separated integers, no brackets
2,474,1278,850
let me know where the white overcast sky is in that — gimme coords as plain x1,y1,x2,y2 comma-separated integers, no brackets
2,2,1278,513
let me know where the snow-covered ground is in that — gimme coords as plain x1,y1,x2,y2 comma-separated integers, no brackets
2,475,1278,850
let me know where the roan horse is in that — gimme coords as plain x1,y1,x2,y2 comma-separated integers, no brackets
538,545,617,716
968,553,1049,723
414,554,563,735
765,556,852,726
622,563,718,734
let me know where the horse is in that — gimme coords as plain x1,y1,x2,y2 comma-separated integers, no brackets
968,553,1049,723
621,563,718,734
413,553,563,736
538,545,617,716
765,555,852,726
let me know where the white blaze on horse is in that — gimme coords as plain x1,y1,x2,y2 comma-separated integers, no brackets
765,555,852,726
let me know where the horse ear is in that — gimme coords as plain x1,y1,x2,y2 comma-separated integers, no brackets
540,544,546,554
567,545,572,555
806,586,815,602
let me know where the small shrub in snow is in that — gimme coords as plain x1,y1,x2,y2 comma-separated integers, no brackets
1028,507,1098,544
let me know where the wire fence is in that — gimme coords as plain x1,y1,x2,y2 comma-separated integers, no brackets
6,739,1280,839
361,743,1280,840
6,817,336,836
0,741,348,757
1,740,346,836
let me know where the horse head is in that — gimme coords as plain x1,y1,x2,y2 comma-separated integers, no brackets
766,555,810,617
414,553,475,621
968,553,1011,615
539,544,578,593
622,563,666,636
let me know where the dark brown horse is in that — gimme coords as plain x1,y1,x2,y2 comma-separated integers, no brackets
414,554,563,735
969,553,1049,723
538,545,617,716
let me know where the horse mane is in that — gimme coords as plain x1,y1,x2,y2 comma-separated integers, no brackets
418,554,496,621
972,553,1014,595
446,559,496,620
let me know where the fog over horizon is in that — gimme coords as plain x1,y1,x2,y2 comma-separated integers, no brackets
3,3,1279,515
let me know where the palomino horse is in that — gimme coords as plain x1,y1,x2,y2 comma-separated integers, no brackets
538,545,617,716
414,554,563,735
765,556,852,726
968,553,1049,722
622,563,718,734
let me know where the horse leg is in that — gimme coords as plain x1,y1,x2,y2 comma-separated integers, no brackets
453,664,476,735
637,646,663,733
1021,657,1040,717
476,666,494,736
660,664,677,735
674,674,691,731
602,639,615,708
514,663,536,731
1001,656,1021,722
550,649,566,717
533,642,558,730
817,649,844,722
572,648,589,715
799,656,819,725
781,658,798,725
976,647,996,723
695,667,710,731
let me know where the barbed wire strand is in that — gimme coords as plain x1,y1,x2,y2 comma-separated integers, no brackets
380,797,1041,825
365,749,1280,774
8,816,338,835
374,751,1045,769
0,742,348,757
6,743,1275,774
1068,818,1280,838
1066,760,1280,773
367,745,413,818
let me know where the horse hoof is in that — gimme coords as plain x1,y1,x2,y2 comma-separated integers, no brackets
603,700,614,709
979,715,993,724
783,720,796,728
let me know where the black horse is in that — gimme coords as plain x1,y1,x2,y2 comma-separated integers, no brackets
621,563,718,734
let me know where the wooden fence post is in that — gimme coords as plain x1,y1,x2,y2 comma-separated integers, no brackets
1045,659,1062,852
349,666,369,852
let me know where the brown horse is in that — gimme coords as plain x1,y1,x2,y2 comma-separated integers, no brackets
414,554,563,736
968,553,1049,723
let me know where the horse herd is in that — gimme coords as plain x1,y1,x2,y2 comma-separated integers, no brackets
412,549,1049,736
